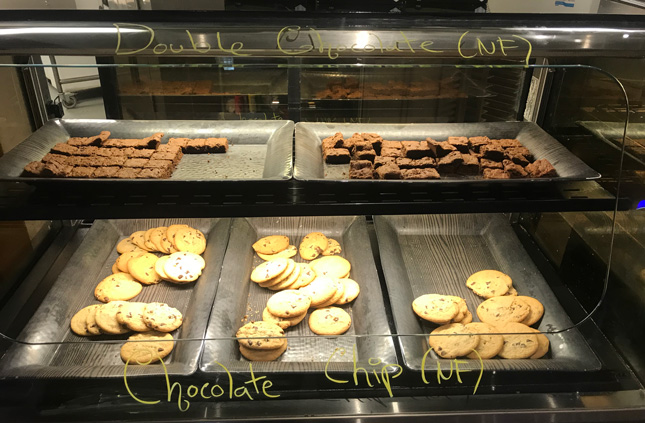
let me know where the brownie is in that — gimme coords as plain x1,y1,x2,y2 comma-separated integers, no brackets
427,139,456,157
124,158,149,168
480,144,505,162
205,138,228,153
342,133,363,150
129,149,155,159
380,147,402,158
138,167,172,179
144,159,174,170
168,138,189,149
448,136,470,153
352,148,376,162
42,161,73,177
157,144,183,154
395,157,436,169
114,167,142,179
437,151,464,174
23,161,45,176
401,141,431,159
323,148,351,164
185,139,206,154
525,159,557,178
480,158,504,170
493,138,522,149
468,136,490,152
50,142,78,156
349,167,374,179
382,140,402,150
505,150,530,167
75,146,100,156
103,157,127,167
70,166,95,178
92,166,120,178
460,154,480,175
361,133,383,153
374,156,396,169
67,131,109,147
505,146,534,162
42,153,69,164
151,150,183,165
352,141,373,153
350,160,373,171
401,168,440,180
374,163,402,180
94,148,116,157
322,132,344,148
483,168,510,179
502,160,528,178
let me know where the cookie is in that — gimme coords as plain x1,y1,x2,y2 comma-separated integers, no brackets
120,331,174,364
259,259,296,288
253,235,290,255
257,245,297,261
85,304,103,335
529,328,550,359
315,278,345,308
466,270,510,298
130,230,153,252
465,322,504,359
155,255,171,280
310,256,351,279
299,232,328,260
447,296,468,322
322,238,342,256
111,262,119,274
239,342,287,361
163,251,204,283
476,296,531,325
116,250,145,273
267,262,302,291
412,294,459,325
336,278,360,305
117,302,151,332
71,305,99,336
116,238,143,254
173,227,207,255
496,322,539,359
262,307,306,329
429,323,480,359
150,226,170,254
291,263,316,289
308,307,352,335
94,272,143,303
299,277,337,307
143,228,158,252
166,224,189,253
504,287,518,296
517,296,544,326
128,252,163,285
143,303,183,332
459,310,473,325
250,258,290,283
267,289,312,318
95,301,130,334
236,321,286,350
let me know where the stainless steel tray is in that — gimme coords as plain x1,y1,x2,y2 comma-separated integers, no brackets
294,122,600,182
0,218,231,379
578,121,645,166
0,119,294,181
373,214,601,372
200,216,397,374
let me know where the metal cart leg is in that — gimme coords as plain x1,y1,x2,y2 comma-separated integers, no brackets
49,55,77,109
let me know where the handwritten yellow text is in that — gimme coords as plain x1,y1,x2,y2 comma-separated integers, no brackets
421,347,484,394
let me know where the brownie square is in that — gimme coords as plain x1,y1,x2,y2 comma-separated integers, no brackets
493,138,522,149
448,136,470,153
382,140,402,150
94,148,115,157
103,157,127,167
526,159,557,178
67,131,109,147
205,138,228,153
374,163,402,180
502,160,528,178
70,166,95,178
361,133,383,153
427,139,456,157
42,153,69,164
322,132,344,148
124,158,149,168
505,146,534,162
114,167,142,179
151,150,183,165
352,149,376,162
92,166,120,178
23,161,45,177
42,162,73,177
437,151,464,174
144,159,174,170
341,133,363,150
468,136,490,152
380,147,402,158
396,157,436,169
137,167,172,179
350,160,373,171
480,158,503,170
460,154,480,175
75,146,100,156
505,151,530,167
349,167,374,179
323,148,351,164
129,149,155,159
186,139,206,154
352,141,373,153
401,168,440,180
50,143,78,156
483,168,510,179
401,141,431,159
168,138,189,149
374,156,396,169
480,144,505,162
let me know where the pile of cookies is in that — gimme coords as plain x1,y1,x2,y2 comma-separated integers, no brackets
412,269,549,360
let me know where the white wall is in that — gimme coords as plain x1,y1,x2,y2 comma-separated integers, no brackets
488,0,600,13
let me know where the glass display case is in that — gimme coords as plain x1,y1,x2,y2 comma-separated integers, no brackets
0,9,644,422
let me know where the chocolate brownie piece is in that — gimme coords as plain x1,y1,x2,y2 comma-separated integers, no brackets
350,160,373,171
505,146,534,162
483,168,510,179
396,157,436,169
103,156,127,167
352,148,376,162
342,133,363,150
374,163,402,180
437,151,464,174
361,133,383,153
137,167,172,179
502,160,528,178
448,136,470,153
144,159,174,170
67,131,109,147
349,167,374,179
468,136,490,152
322,132,344,148
381,147,402,158
50,142,78,156
157,144,182,154
42,153,69,164
401,141,431,159
352,141,373,153
504,150,530,166
382,140,402,150
70,166,95,178
480,158,504,169
323,148,351,164
94,148,115,157
75,146,100,156
525,159,557,178
114,167,142,179
42,161,73,177
401,168,440,180
23,161,45,176
374,156,396,169
92,166,120,178
151,150,183,165
480,144,505,161
427,139,456,157
124,158,149,168
205,138,228,153
460,154,480,175
168,138,189,149
493,138,522,149
129,149,155,159
185,139,206,154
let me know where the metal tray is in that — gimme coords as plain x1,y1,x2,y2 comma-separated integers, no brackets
0,218,231,379
200,216,397,374
0,119,294,181
373,214,601,372
578,121,645,166
294,122,600,182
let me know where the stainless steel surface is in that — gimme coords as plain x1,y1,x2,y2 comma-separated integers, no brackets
294,122,600,182
373,214,600,372
200,216,397,374
0,119,294,180
578,120,645,166
0,218,231,378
